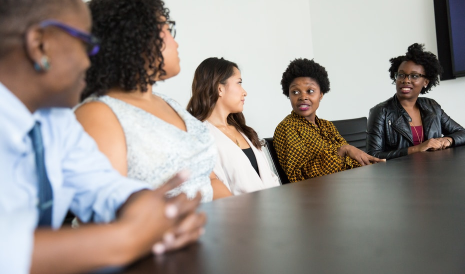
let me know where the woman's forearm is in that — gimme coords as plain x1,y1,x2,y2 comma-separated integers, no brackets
31,223,141,274
407,145,420,155
337,145,350,158
211,178,232,200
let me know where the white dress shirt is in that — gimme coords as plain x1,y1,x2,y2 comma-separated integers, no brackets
205,121,280,195
0,82,148,270
0,204,36,274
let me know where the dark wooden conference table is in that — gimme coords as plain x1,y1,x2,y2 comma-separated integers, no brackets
120,146,465,274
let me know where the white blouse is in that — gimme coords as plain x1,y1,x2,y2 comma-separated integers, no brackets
205,121,280,195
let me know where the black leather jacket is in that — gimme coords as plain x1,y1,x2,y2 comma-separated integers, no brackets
367,95,465,160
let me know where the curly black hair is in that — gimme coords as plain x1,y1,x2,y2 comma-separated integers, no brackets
388,43,443,94
281,58,330,97
81,0,170,100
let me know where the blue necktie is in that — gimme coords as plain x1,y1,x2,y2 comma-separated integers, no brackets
29,122,54,227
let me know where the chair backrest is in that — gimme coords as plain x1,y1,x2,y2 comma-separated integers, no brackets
263,138,291,185
330,117,367,151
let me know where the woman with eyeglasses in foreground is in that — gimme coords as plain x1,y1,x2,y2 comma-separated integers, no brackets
75,0,232,201
273,59,384,183
187,57,280,195
0,0,205,272
366,43,465,160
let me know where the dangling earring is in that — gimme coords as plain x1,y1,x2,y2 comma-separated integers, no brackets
34,56,50,72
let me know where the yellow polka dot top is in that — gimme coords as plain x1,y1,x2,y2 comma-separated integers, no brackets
273,111,361,183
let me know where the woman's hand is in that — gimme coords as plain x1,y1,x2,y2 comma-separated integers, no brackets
152,192,207,255
339,145,386,166
436,137,453,149
118,171,206,258
408,137,454,154
413,138,444,152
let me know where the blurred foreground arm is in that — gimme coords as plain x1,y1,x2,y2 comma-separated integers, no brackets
31,172,206,274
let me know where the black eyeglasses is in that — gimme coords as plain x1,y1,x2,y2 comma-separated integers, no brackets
395,72,426,82
39,20,100,56
165,20,176,38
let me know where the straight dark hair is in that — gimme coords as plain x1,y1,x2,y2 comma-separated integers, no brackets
187,57,261,149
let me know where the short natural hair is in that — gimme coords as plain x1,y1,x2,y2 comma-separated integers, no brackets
281,58,331,97
0,0,79,58
388,43,443,94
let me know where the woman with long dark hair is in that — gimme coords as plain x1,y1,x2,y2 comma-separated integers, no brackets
187,57,280,195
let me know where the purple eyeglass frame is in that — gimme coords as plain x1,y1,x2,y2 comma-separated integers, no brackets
39,20,100,56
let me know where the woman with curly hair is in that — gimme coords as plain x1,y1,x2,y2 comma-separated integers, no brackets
75,0,232,201
187,57,280,195
366,43,465,160
0,0,206,271
273,58,383,183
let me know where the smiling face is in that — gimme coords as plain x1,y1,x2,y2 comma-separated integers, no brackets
218,67,246,113
289,77,323,123
395,60,429,101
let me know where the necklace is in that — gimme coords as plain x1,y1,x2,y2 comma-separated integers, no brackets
214,124,240,147
410,122,423,144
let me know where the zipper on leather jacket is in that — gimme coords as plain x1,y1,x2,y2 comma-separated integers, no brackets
388,120,391,126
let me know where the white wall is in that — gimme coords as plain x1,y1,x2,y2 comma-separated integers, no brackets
155,0,465,137
308,0,465,125
156,0,314,138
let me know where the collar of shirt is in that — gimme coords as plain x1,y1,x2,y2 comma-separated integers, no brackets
290,111,321,128
0,82,151,229
0,82,36,146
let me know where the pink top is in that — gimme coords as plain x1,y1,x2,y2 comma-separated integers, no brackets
411,125,424,146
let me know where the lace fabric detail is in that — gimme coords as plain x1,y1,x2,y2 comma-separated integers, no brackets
90,92,215,202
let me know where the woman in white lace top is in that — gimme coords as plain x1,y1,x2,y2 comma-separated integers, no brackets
75,0,232,201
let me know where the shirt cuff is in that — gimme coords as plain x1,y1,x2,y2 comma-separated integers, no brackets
92,179,149,223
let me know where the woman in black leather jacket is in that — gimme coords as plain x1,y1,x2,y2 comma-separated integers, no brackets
367,43,465,160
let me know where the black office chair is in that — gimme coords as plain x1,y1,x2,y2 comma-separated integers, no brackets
331,117,368,151
263,138,291,185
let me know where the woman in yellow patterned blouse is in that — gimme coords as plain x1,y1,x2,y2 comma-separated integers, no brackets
274,59,384,183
